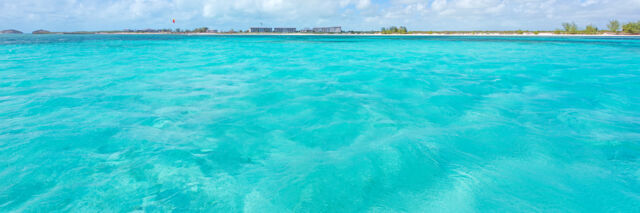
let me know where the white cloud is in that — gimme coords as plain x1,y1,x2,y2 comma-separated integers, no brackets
356,0,372,9
1,0,640,32
432,0,448,11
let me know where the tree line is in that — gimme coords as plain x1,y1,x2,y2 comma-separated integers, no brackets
559,20,640,34
381,26,408,34
173,27,210,33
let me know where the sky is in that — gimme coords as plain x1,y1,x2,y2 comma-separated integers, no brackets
2,0,640,32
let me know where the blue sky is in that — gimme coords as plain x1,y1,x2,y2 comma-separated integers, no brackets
2,0,640,32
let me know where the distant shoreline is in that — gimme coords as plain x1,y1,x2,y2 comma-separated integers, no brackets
4,32,639,37
97,32,640,37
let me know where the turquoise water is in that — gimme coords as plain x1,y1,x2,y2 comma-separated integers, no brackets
1,35,640,212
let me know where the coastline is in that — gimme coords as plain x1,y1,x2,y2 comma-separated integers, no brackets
90,32,640,37
5,31,637,37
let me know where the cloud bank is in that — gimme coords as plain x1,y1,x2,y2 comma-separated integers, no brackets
2,0,640,32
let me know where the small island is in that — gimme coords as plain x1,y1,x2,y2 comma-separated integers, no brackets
1,29,23,34
32,29,52,34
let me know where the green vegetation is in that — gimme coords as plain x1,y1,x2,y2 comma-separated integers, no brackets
584,24,598,34
381,26,408,34
192,27,209,33
562,22,578,34
607,20,620,33
553,20,640,35
409,20,630,35
622,21,640,34
21,19,640,35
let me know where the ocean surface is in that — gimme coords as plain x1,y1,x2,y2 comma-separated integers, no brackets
1,35,639,212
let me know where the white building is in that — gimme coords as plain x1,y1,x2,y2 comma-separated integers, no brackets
250,27,273,33
312,27,342,33
274,28,296,33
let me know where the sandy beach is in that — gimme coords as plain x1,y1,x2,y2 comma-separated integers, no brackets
94,32,640,37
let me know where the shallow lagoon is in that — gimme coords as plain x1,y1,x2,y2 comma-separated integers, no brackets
1,35,639,211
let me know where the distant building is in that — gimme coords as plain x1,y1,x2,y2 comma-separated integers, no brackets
313,27,342,33
250,27,273,33
274,28,296,33
206,29,218,33
300,28,313,33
